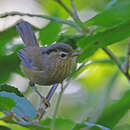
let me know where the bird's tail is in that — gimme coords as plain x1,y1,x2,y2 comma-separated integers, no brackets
16,20,39,47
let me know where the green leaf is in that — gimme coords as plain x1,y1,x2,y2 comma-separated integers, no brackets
40,118,75,130
85,0,130,27
0,85,37,120
77,21,130,62
0,26,18,55
0,126,11,130
38,0,70,18
96,90,130,129
16,121,49,130
1,121,31,130
39,21,62,45
39,0,93,18
0,84,23,97
0,96,16,111
0,53,21,82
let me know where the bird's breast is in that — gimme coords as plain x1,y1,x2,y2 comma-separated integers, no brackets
22,58,75,86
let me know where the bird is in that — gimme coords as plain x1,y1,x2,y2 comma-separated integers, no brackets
16,20,79,105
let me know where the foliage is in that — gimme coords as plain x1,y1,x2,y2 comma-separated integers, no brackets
39,21,62,45
0,0,129,130
0,84,37,119
77,21,130,61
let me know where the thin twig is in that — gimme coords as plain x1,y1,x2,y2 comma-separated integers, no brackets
50,83,65,130
103,47,123,71
55,0,88,33
70,0,79,19
0,11,80,30
123,43,130,74
103,47,130,81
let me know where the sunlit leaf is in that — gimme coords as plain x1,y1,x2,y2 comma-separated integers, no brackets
0,96,15,111
92,57,124,64
38,0,70,18
16,121,49,130
0,120,30,130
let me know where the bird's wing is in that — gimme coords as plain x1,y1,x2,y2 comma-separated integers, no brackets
17,49,35,69
17,47,45,70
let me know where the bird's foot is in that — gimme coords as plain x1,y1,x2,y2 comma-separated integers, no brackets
42,97,50,107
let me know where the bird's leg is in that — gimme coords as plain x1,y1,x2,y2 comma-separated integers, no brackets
39,83,59,110
29,81,50,107
46,83,59,101
35,83,59,122
29,82,43,99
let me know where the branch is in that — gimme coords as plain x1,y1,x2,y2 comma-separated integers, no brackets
0,11,80,30
103,47,130,81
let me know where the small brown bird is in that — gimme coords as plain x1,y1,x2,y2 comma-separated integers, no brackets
16,20,79,99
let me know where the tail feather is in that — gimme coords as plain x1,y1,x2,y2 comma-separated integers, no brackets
16,20,39,47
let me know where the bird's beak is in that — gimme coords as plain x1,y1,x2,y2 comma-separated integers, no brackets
71,52,80,57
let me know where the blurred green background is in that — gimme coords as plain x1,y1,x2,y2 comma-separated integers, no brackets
0,0,130,130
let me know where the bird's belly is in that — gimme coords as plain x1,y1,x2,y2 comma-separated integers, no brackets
22,65,69,86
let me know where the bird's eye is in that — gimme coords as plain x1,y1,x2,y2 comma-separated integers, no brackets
59,51,68,58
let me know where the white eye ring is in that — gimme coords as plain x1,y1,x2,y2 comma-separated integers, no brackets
59,51,68,59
